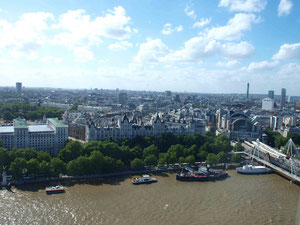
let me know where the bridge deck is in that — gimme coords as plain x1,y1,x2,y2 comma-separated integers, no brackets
241,150,300,183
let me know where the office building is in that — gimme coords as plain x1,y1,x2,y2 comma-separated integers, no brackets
262,98,274,111
246,83,249,101
280,88,286,108
268,90,274,99
16,82,22,94
0,118,68,156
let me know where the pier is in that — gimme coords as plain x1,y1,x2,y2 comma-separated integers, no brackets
241,140,300,184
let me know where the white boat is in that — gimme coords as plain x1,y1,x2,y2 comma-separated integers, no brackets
236,164,272,174
132,175,157,185
45,186,65,194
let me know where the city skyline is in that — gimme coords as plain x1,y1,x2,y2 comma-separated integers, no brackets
0,0,299,95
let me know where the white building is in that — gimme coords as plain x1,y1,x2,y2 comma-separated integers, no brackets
270,116,283,130
262,98,274,111
0,118,68,156
86,113,199,142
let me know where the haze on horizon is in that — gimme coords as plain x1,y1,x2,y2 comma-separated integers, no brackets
0,0,299,95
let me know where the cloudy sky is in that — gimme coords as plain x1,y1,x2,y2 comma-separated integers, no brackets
0,0,299,95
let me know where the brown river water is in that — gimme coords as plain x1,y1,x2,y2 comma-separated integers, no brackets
0,171,299,225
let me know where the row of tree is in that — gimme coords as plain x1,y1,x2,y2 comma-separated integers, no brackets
0,103,64,121
264,129,300,149
0,133,242,179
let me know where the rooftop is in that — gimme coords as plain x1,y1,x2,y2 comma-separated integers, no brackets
13,118,28,128
28,125,54,133
47,118,68,128
0,126,14,133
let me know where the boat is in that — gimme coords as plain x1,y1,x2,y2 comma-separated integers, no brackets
132,175,157,184
45,186,65,194
176,166,228,181
236,164,272,174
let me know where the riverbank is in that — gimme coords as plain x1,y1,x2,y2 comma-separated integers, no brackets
7,163,241,187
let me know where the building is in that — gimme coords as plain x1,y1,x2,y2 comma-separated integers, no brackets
246,83,249,101
268,90,274,99
270,116,283,130
216,110,261,141
165,90,172,97
0,118,68,156
86,113,198,142
262,98,274,111
118,93,128,105
16,82,22,94
280,88,286,108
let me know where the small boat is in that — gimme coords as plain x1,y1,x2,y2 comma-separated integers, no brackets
236,164,272,174
45,186,65,194
132,175,157,185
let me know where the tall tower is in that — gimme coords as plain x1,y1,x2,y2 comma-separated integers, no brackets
280,88,286,108
246,83,249,101
268,90,274,99
16,82,22,94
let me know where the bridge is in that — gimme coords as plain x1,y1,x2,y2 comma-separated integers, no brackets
241,139,300,184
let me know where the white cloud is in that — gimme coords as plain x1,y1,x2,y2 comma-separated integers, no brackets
217,60,240,68
52,6,136,62
247,60,279,72
218,0,267,12
41,56,63,63
109,41,133,51
193,17,212,28
206,13,259,41
162,37,254,63
161,24,183,35
278,0,293,16
221,41,254,58
184,5,196,19
0,12,54,59
73,47,94,63
272,43,300,60
134,39,169,64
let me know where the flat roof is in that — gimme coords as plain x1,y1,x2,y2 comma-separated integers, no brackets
28,125,54,133
0,127,14,133
13,118,28,128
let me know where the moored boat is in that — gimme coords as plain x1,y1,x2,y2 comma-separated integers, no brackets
45,186,65,194
236,164,272,174
132,175,157,185
176,166,228,181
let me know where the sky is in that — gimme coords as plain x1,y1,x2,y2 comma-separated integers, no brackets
0,0,299,95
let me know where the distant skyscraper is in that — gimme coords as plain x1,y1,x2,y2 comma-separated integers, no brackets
280,88,286,108
268,90,274,99
246,83,249,100
16,82,22,94
118,92,128,105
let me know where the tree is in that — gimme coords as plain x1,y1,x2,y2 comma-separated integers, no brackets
206,153,218,165
217,152,227,164
130,158,144,170
0,148,9,172
50,158,66,176
185,155,195,165
144,154,157,167
158,153,167,166
231,154,242,163
167,144,185,160
183,134,194,147
39,160,51,177
197,150,208,161
37,151,51,162
143,144,159,159
184,144,197,157
233,142,244,152
178,156,185,164
27,158,39,176
3,111,14,121
9,158,27,178
194,133,205,147
89,151,104,174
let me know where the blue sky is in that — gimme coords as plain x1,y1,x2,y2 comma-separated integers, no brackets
0,0,299,95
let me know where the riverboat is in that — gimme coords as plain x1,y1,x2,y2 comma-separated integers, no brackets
236,164,272,174
132,175,157,184
45,186,65,194
176,166,228,181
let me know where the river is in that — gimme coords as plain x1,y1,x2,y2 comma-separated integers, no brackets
0,171,299,225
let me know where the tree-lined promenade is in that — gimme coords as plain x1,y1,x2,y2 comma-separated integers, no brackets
0,132,243,180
